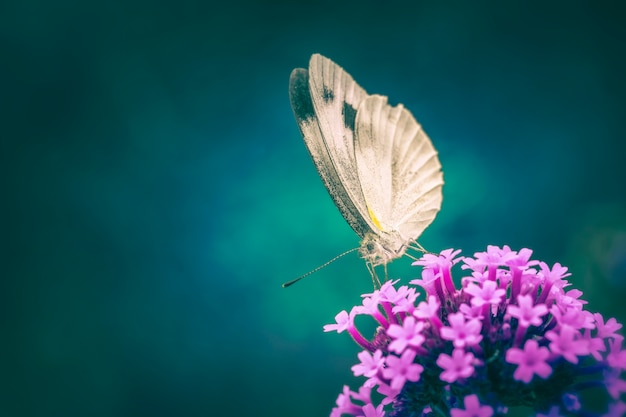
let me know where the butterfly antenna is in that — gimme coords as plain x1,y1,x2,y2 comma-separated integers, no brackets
282,247,359,288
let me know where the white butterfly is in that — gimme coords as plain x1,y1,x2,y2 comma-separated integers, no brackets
288,54,443,277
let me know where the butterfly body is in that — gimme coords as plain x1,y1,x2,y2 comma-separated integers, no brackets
289,54,443,269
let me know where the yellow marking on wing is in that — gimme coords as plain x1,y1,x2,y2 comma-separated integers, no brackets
367,205,383,231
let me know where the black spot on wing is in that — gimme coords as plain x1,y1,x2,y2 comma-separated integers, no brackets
289,68,315,122
342,101,357,130
322,85,334,102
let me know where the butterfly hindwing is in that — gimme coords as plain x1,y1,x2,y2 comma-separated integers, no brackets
354,95,443,248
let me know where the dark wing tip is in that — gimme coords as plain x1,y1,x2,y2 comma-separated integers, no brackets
289,68,316,122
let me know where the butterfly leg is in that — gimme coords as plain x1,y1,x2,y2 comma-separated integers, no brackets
366,262,382,289
404,252,420,262
409,240,436,255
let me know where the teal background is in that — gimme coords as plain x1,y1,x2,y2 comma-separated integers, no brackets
3,1,626,416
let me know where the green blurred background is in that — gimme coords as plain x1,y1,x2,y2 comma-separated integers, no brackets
3,1,626,416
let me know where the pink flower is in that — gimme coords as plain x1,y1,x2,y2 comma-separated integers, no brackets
604,368,626,400
327,246,626,417
352,349,384,379
539,262,571,284
362,280,399,300
389,286,419,314
436,348,476,383
387,316,425,354
412,249,461,295
357,297,389,328
382,349,424,390
440,312,483,348
581,328,607,361
604,401,626,417
324,310,353,333
465,280,506,307
450,394,494,417
358,403,385,417
463,245,512,271
505,339,552,383
352,385,372,403
550,304,591,330
595,313,624,342
606,339,626,370
412,248,462,270
331,385,361,417
324,308,373,350
507,294,548,328
504,248,536,272
409,267,439,294
458,302,483,320
545,325,589,364
556,289,587,311
413,295,440,320
375,381,401,405
382,284,416,305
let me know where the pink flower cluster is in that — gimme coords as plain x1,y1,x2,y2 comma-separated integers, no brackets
325,246,626,417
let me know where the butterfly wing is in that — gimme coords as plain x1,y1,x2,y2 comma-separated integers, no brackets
354,94,443,250
289,54,376,239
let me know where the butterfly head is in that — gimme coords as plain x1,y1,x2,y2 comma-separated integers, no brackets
359,231,407,267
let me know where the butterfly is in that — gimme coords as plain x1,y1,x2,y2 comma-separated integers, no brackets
288,53,443,281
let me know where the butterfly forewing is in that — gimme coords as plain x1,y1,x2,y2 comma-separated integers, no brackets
304,54,377,238
288,68,369,238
